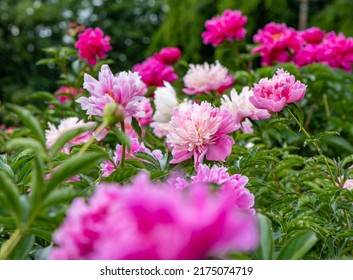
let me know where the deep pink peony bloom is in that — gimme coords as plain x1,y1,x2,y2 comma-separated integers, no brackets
132,57,178,87
135,98,153,126
100,138,162,177
153,47,182,64
55,86,81,103
166,101,240,168
77,64,147,118
45,117,95,153
252,22,302,66
221,87,271,124
183,61,234,95
202,10,247,46
249,69,307,113
300,27,325,44
50,173,258,259
192,164,255,214
318,32,353,72
75,27,112,66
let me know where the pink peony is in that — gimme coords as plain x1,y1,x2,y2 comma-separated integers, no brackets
75,27,112,66
252,22,302,66
221,87,271,124
77,64,147,119
45,117,95,153
300,27,325,44
100,138,163,177
50,173,258,260
202,10,247,46
293,43,323,67
183,61,234,95
191,164,255,214
166,101,240,168
55,86,81,103
132,57,178,87
153,47,182,64
249,69,307,113
135,98,153,126
318,32,353,72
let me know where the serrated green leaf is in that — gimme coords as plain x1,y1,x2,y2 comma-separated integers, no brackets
46,152,107,193
6,104,46,146
277,230,317,260
255,214,274,260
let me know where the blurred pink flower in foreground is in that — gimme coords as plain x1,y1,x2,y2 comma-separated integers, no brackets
132,57,178,87
249,69,307,113
202,10,247,46
77,64,147,119
100,138,162,177
45,117,95,153
153,47,182,64
252,22,302,66
75,27,112,66
166,101,239,168
183,61,234,95
50,173,258,260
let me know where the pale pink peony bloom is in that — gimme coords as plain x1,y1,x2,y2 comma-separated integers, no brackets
249,69,307,113
135,98,153,126
132,57,178,87
318,32,353,72
221,87,271,124
192,164,255,214
153,47,182,64
50,173,258,260
150,82,179,137
166,101,240,168
100,138,163,177
202,10,247,46
75,27,112,66
45,117,95,153
252,22,302,66
55,86,81,103
77,64,147,119
183,61,234,95
240,118,254,134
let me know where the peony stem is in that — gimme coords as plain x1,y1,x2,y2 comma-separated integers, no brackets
119,121,126,168
286,107,336,185
0,228,24,260
78,121,107,155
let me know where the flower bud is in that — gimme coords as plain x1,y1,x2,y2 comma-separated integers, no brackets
103,103,125,126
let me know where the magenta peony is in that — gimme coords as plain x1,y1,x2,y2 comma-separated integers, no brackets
50,173,258,259
202,10,247,46
75,27,112,66
153,47,182,64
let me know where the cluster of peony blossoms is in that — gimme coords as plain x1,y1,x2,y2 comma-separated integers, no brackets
202,9,247,46
252,23,353,72
50,173,258,260
75,27,112,66
132,47,181,87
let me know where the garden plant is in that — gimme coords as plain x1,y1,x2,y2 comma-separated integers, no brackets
1,8,353,260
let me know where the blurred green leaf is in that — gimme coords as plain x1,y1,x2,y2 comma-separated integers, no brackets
255,214,274,260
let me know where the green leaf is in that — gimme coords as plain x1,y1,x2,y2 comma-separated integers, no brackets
287,103,304,131
6,138,47,159
0,155,14,179
42,188,77,209
131,117,142,138
105,166,139,183
46,151,107,193
29,156,45,207
28,91,55,102
277,230,318,260
134,151,161,168
255,214,274,260
112,127,131,151
0,171,22,225
11,234,35,260
6,104,46,147
50,126,95,156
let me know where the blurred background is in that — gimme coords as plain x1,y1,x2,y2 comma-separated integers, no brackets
1,0,352,104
